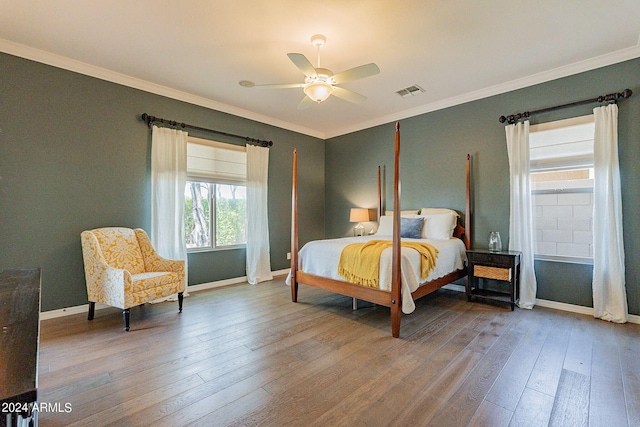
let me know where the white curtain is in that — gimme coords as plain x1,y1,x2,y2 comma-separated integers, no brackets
151,125,188,296
506,120,537,309
246,144,272,284
592,104,627,323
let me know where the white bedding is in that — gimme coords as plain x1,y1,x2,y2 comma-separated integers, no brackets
286,235,467,314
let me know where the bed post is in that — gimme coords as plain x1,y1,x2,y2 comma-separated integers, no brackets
291,148,299,302
391,122,402,338
377,165,382,223
465,154,471,250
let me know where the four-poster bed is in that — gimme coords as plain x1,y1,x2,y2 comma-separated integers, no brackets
289,122,472,338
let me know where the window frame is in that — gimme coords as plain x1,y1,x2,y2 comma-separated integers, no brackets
184,137,247,252
530,115,595,264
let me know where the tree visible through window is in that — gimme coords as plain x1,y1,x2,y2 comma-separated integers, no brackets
214,184,246,246
185,182,210,248
185,182,247,249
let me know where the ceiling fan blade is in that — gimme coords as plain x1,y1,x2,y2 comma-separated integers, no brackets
331,87,367,104
297,96,317,110
330,63,380,85
254,83,305,89
287,53,317,79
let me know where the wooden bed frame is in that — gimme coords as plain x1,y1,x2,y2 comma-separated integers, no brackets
290,122,472,338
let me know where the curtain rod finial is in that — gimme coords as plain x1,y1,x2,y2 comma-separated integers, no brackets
141,113,153,128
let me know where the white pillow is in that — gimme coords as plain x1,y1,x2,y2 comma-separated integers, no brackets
377,212,456,238
420,208,459,218
420,208,458,235
384,210,419,216
421,213,455,240
375,215,394,235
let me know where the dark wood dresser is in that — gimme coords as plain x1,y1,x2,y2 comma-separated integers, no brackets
1,268,41,427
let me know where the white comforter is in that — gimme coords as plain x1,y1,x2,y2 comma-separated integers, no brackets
286,235,467,314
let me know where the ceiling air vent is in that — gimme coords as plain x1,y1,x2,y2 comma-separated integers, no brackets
395,84,425,98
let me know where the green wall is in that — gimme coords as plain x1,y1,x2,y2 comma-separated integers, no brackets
0,53,325,311
326,58,640,316
2,51,638,316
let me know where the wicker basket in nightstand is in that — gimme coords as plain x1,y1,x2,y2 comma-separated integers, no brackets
466,250,521,310
473,265,512,281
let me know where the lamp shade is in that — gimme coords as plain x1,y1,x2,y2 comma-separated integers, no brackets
304,81,334,103
349,208,371,223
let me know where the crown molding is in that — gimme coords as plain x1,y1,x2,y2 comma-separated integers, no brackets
325,43,640,139
3,38,639,140
0,38,325,139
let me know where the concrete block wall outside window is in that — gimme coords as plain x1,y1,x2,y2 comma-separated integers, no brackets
533,192,593,259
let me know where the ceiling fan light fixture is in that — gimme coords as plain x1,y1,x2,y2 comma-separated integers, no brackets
252,35,378,107
304,81,334,103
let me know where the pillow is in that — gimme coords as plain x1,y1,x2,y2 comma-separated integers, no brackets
420,208,459,218
376,215,426,236
420,208,458,235
375,215,393,235
400,217,425,239
385,210,419,216
422,213,455,240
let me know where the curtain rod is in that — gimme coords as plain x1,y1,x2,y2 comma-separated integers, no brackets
498,88,632,125
140,113,273,147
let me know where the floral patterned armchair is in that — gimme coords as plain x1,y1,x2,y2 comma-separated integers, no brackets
80,227,185,331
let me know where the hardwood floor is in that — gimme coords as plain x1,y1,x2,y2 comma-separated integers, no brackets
37,276,640,426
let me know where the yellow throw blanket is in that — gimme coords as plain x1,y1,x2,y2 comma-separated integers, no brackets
338,240,439,288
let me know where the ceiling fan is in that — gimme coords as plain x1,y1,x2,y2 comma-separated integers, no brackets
241,34,380,110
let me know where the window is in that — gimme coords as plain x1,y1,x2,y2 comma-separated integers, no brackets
530,115,594,262
184,137,247,250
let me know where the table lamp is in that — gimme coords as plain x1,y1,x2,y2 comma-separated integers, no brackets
350,208,370,236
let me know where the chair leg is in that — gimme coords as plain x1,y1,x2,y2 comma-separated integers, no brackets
178,292,184,313
123,309,130,332
88,302,95,320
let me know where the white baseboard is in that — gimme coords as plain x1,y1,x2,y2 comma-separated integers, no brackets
39,302,113,320
272,268,290,277
535,298,640,324
39,269,291,321
40,271,639,325
187,276,249,293
534,298,594,316
439,284,640,325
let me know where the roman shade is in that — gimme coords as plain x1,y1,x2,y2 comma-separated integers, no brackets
187,137,247,184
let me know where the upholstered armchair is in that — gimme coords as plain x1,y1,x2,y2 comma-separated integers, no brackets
80,227,185,331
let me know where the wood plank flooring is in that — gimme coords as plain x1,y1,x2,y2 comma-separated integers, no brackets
37,276,640,426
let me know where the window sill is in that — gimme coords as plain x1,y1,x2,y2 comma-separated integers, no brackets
534,255,593,265
187,245,246,254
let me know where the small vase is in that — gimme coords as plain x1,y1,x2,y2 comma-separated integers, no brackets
488,232,502,252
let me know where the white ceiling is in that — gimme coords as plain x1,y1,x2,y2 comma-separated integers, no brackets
1,1,639,139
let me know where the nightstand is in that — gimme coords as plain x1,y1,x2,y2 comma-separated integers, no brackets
466,250,521,310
